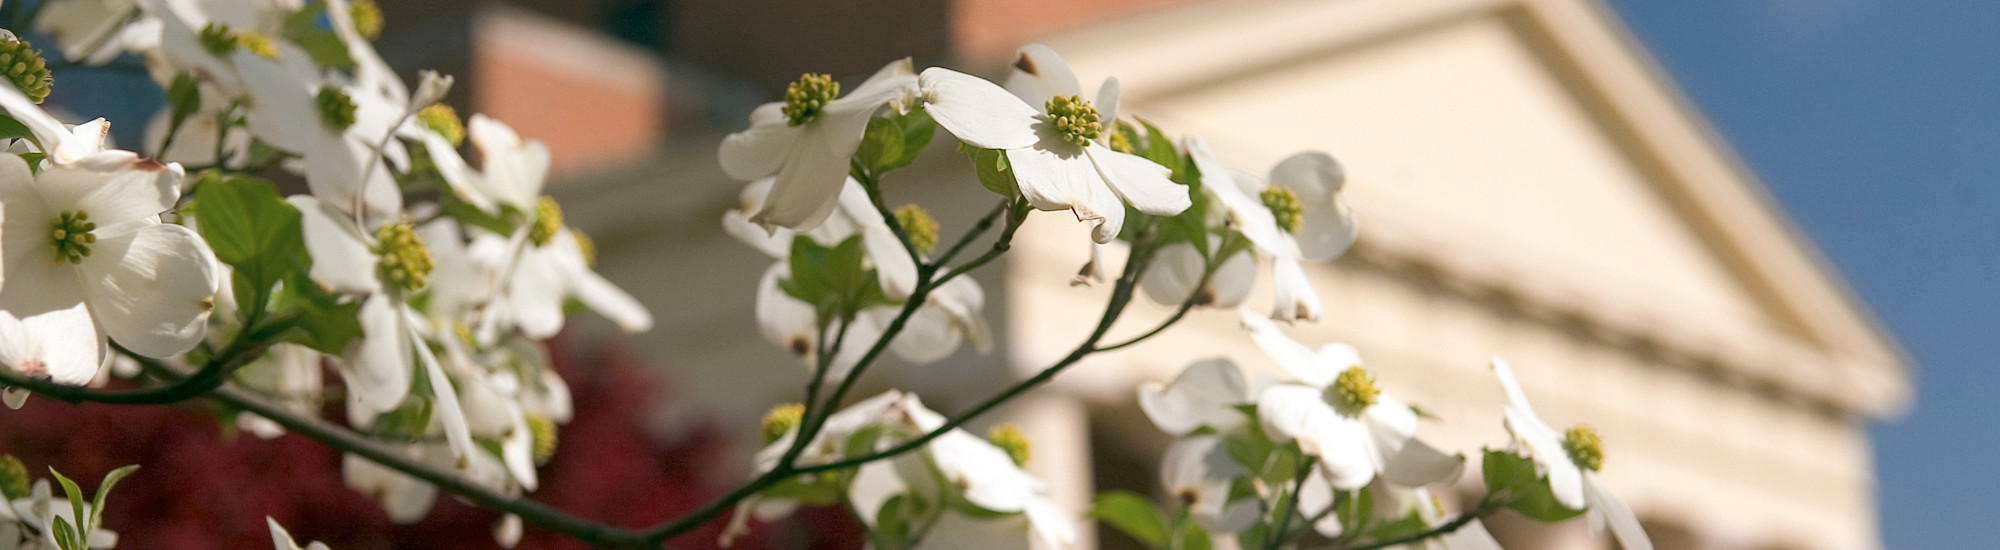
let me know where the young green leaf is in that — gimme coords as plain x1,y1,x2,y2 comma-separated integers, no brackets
1089,490,1169,548
89,465,139,529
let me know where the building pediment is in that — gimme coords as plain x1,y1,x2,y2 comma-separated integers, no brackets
1043,0,1910,418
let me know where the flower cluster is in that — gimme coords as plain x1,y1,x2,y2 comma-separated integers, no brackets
718,41,1651,550
0,2,651,546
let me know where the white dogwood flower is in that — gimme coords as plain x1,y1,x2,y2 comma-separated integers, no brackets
1489,356,1651,550
921,45,1188,243
292,196,475,466
1138,357,1252,436
1140,237,1257,309
719,59,919,231
1160,434,1259,533
266,517,331,550
1242,310,1460,491
0,153,220,385
1186,137,1357,322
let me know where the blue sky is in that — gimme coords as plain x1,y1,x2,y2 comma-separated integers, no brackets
1603,1,2000,547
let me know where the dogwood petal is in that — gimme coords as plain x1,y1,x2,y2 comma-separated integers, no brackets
1271,152,1356,260
342,451,438,524
305,132,403,217
1087,145,1188,216
506,247,566,339
1006,144,1092,214
1239,309,1333,386
753,124,849,230
1270,256,1323,322
1095,78,1121,133
755,263,819,361
717,104,799,181
1138,358,1248,435
574,268,653,333
35,159,180,234
884,305,961,364
77,224,218,357
290,196,382,295
1296,468,1344,537
1141,242,1203,306
1545,452,1586,511
235,51,319,154
342,294,412,418
469,114,550,207
0,84,106,164
406,309,476,465
1002,43,1083,105
0,306,102,385
920,68,1040,150
1585,476,1652,550
1380,438,1464,488
1210,251,1256,308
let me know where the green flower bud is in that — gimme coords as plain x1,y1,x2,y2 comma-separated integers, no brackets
760,403,805,445
782,73,838,126
987,423,1031,467
1327,366,1379,416
49,210,97,264
529,196,564,247
374,222,434,293
1043,95,1101,146
0,455,29,500
526,413,558,464
417,104,464,146
1563,424,1604,472
1261,186,1304,234
893,204,939,255
0,36,53,104
351,0,385,40
316,86,357,130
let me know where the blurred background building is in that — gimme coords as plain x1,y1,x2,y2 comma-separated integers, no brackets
366,0,1913,548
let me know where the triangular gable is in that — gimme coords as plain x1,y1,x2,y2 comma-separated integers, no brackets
1040,0,1910,416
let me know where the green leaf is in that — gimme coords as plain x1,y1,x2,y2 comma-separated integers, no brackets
0,115,35,143
1480,449,1583,522
275,277,366,355
167,73,202,122
191,173,308,320
89,465,139,529
967,147,1017,197
1138,118,1182,175
759,478,843,507
50,468,88,542
50,516,78,550
282,4,356,69
1365,512,1430,542
856,108,936,175
781,236,834,307
1176,518,1212,550
874,494,915,550
1335,486,1374,536
1089,490,1169,548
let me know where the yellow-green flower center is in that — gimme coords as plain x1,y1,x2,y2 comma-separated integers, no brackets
1106,125,1136,154
893,204,939,255
529,196,564,247
198,23,275,58
1261,187,1304,233
0,455,27,500
525,413,557,464
49,210,96,265
1044,95,1101,146
417,104,464,146
760,402,805,444
987,423,1031,467
316,86,357,130
781,73,838,126
1562,424,1604,472
1327,366,1379,416
351,0,384,40
236,31,277,59
373,222,434,293
0,37,52,104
